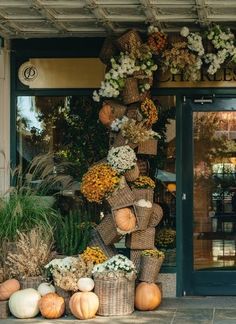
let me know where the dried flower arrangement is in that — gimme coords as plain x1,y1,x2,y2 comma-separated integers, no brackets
107,145,137,174
45,256,94,291
139,98,158,128
6,227,55,279
130,176,156,189
81,247,107,265
147,26,168,55
80,163,120,203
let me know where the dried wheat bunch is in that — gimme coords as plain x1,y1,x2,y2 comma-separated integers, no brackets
6,227,55,278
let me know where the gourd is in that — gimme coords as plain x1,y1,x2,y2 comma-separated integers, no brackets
0,279,20,301
99,103,114,127
69,292,99,320
37,282,55,296
114,207,136,232
135,199,152,208
78,278,94,292
39,292,65,319
9,288,41,318
135,282,162,311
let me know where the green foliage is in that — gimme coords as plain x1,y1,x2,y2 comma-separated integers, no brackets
54,208,93,256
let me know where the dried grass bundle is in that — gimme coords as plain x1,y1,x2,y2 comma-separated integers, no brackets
6,227,55,278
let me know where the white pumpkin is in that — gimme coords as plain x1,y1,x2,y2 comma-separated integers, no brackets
77,278,94,292
135,199,152,208
37,282,55,296
9,288,41,319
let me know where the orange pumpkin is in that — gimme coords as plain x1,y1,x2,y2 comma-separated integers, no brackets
99,104,114,127
114,208,136,232
69,292,99,320
39,292,65,319
135,282,162,311
0,279,20,301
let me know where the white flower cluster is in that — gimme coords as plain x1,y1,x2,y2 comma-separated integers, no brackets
45,257,78,273
93,53,139,102
107,145,137,174
181,26,205,57
92,254,136,274
148,25,159,35
110,116,129,132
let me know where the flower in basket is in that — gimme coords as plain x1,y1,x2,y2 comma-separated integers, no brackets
180,26,204,57
110,116,129,132
147,25,168,55
141,249,165,259
130,176,155,189
155,228,176,250
120,118,160,144
45,256,94,291
107,145,137,174
81,247,107,265
92,254,137,280
80,163,120,203
139,98,158,128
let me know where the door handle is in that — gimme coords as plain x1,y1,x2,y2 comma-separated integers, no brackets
182,193,187,200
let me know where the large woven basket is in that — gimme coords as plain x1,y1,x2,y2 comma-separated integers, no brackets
132,188,154,203
148,203,163,227
124,164,140,182
130,249,142,273
88,229,117,258
0,301,9,319
97,214,122,245
122,78,140,105
116,29,142,53
137,139,157,155
106,180,134,208
125,227,155,250
94,276,135,316
139,255,164,283
19,276,43,290
99,37,117,65
105,100,127,119
135,205,153,230
112,132,138,150
55,285,71,315
137,159,150,176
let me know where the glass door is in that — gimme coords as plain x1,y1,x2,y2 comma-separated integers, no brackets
183,97,236,295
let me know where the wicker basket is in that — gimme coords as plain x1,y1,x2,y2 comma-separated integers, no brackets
94,276,135,316
55,285,70,315
97,214,122,245
106,180,134,208
148,203,163,227
112,204,138,235
135,204,153,230
124,164,140,182
88,229,117,258
0,301,9,319
112,132,127,148
122,78,140,105
139,255,164,283
116,29,142,53
19,276,43,290
132,188,154,203
130,249,142,273
105,100,127,119
137,139,157,155
125,227,155,249
99,37,117,65
137,159,150,176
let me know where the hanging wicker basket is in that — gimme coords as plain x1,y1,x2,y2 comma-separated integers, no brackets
97,214,123,245
0,301,9,319
139,255,164,283
88,229,117,258
105,100,127,119
94,276,135,316
116,29,142,53
99,37,118,65
122,78,140,105
132,188,154,203
135,204,153,230
130,249,142,274
124,164,140,182
148,203,163,227
137,139,157,155
125,227,155,249
137,159,150,176
106,179,134,208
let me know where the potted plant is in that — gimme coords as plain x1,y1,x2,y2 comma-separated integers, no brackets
130,175,155,202
139,249,165,283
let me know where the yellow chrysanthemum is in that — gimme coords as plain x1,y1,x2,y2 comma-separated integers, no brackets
131,176,155,189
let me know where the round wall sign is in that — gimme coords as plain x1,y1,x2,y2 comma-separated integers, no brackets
18,61,38,85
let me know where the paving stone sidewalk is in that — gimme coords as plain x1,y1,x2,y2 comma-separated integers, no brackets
3,297,236,324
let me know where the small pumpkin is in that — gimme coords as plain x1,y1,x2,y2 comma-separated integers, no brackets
99,103,114,127
135,282,162,311
9,288,41,318
114,207,136,232
0,279,20,301
69,292,99,320
78,278,94,292
38,282,56,296
39,292,65,319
